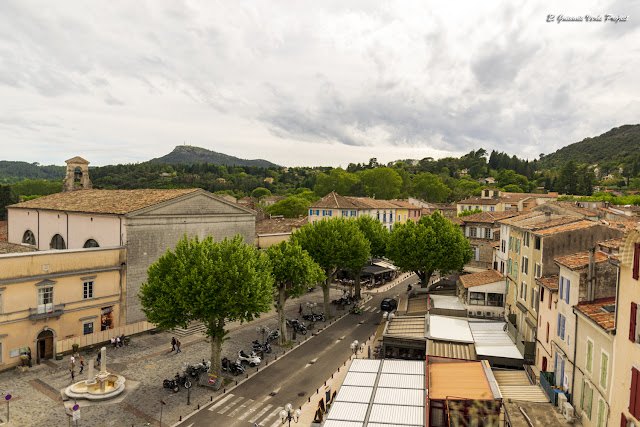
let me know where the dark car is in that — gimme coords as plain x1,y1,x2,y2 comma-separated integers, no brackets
380,298,397,312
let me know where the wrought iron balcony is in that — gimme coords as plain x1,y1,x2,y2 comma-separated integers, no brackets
28,303,65,321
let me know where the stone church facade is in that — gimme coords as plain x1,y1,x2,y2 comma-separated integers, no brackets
7,187,256,323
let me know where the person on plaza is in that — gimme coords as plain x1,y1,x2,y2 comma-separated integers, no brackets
79,356,84,374
176,339,182,353
171,336,176,352
27,347,32,368
70,368,75,382
96,349,102,368
298,303,303,315
111,337,116,348
120,333,126,346
70,354,75,369
116,336,120,348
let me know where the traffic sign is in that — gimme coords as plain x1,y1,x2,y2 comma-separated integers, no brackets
72,404,79,411
72,410,81,421
4,394,11,400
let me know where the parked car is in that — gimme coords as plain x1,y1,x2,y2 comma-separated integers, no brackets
380,298,397,312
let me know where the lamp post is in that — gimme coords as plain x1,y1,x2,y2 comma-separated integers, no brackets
350,340,365,359
280,403,300,426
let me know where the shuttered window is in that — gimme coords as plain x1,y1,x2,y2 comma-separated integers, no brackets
630,367,640,419
587,384,594,420
586,340,593,373
631,302,637,343
621,413,627,427
634,242,640,280
600,352,608,388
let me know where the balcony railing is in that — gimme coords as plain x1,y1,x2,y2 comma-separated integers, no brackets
28,303,65,321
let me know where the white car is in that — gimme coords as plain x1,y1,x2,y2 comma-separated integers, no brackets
238,350,261,367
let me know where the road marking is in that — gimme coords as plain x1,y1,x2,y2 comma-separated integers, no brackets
268,418,283,427
236,399,258,420
228,398,253,417
249,403,273,423
259,407,282,426
376,310,381,314
217,396,243,414
208,393,234,411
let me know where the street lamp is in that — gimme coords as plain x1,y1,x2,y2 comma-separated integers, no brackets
350,340,365,358
280,403,300,426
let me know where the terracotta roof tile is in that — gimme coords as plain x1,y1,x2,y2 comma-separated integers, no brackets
597,238,622,249
262,195,287,202
0,242,38,254
459,269,504,288
389,199,422,210
536,275,559,292
459,211,520,224
310,192,365,209
8,189,201,215
457,196,501,205
555,251,609,270
255,217,307,234
575,297,616,331
534,220,597,236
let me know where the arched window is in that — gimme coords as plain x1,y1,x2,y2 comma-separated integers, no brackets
83,239,99,248
22,230,36,246
50,234,66,250
74,166,82,184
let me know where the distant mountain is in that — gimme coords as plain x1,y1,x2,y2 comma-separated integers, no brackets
540,124,640,168
150,145,279,168
0,161,65,184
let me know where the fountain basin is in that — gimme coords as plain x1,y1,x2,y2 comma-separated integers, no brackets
65,374,126,400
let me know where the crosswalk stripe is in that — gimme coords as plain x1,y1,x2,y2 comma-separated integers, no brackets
268,418,283,427
208,393,234,411
229,398,254,418
249,403,273,423
259,407,281,426
218,396,244,414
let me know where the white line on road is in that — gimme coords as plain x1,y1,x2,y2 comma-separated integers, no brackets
228,398,253,418
236,399,257,420
259,407,282,426
218,396,244,414
249,404,273,423
208,393,234,411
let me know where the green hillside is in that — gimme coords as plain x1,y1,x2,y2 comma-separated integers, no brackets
150,145,279,168
540,124,640,168
0,161,65,184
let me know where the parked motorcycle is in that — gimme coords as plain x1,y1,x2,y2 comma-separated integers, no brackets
238,350,261,367
183,359,210,378
266,329,280,342
163,377,179,393
174,371,192,389
222,357,245,376
252,340,272,353
286,318,308,335
302,311,326,322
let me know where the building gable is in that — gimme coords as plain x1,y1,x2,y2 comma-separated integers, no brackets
126,190,256,218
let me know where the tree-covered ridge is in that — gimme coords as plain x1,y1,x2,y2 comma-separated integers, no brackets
0,161,65,183
150,145,280,168
539,124,640,168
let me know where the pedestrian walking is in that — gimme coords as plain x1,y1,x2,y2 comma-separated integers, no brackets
70,368,75,382
96,349,102,369
176,339,182,354
298,304,302,315
171,337,176,352
70,354,75,369
27,347,32,368
79,356,84,374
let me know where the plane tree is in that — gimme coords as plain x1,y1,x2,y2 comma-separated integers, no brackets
265,240,325,345
386,211,472,287
139,234,274,376
352,215,389,298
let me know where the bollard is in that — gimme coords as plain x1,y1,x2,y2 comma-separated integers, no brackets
198,404,200,409
223,389,226,394
331,374,333,379
324,381,326,386
257,367,259,372
246,373,249,378
180,416,182,421
236,381,238,385
211,396,213,401
308,397,310,402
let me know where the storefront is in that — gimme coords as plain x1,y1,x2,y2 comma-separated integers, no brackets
101,306,114,330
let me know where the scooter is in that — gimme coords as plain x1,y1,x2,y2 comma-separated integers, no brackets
238,350,261,367
267,329,280,342
252,340,272,353
222,357,245,376
349,306,363,315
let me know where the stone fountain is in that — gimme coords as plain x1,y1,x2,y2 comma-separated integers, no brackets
65,346,126,400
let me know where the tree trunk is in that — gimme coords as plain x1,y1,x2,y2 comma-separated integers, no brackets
277,285,288,346
323,269,336,319
355,270,362,299
209,317,225,377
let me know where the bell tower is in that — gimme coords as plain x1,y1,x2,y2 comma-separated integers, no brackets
62,156,92,192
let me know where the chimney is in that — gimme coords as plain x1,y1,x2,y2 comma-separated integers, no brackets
544,211,551,222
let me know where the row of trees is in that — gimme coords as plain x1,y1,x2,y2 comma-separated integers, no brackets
140,212,472,376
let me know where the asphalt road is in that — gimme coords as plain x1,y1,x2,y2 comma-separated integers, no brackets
179,276,416,427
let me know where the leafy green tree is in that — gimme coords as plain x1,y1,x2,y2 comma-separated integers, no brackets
139,234,274,376
352,216,389,298
266,196,311,218
291,217,370,316
558,161,578,194
502,184,524,193
359,167,402,199
266,241,325,345
251,187,271,198
458,208,483,217
10,179,62,197
387,211,472,287
411,173,451,202
0,184,19,220
314,168,360,196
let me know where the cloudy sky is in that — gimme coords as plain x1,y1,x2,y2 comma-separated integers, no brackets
1,1,638,167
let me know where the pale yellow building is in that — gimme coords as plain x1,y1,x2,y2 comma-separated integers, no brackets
0,243,126,370
610,226,640,426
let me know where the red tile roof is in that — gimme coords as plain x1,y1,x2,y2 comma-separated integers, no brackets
534,220,598,236
459,211,520,224
555,251,609,271
459,269,504,288
536,275,559,292
597,238,622,249
575,297,616,331
255,217,307,234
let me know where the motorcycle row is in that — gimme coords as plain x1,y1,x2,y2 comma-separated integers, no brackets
163,359,211,393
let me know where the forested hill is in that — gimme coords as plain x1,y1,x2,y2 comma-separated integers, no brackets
150,145,279,168
539,124,640,168
0,161,65,184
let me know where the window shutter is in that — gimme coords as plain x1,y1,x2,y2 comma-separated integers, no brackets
580,378,585,409
561,315,566,340
631,302,637,343
600,353,608,387
621,413,627,427
630,367,639,418
566,280,570,303
634,242,640,280
587,341,593,372
546,322,549,343
559,277,564,299
557,313,561,336
587,385,593,419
